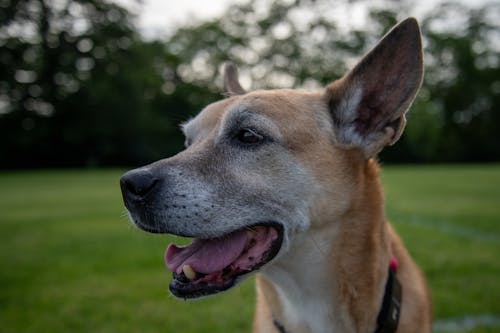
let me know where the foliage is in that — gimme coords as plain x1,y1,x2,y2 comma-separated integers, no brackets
0,0,206,167
420,2,500,162
0,0,499,167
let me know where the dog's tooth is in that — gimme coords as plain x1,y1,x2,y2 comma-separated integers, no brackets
182,264,196,280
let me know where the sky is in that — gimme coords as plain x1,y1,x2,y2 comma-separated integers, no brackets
115,0,488,39
114,0,242,39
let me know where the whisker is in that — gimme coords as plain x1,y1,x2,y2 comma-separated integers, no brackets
120,210,130,219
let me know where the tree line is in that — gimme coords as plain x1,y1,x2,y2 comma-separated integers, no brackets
1,0,499,168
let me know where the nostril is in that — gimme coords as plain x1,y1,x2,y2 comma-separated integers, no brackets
120,169,158,197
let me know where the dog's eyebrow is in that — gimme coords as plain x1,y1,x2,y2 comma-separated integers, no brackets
222,106,282,139
223,107,259,127
225,105,270,122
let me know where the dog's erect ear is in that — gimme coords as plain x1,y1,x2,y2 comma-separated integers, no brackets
223,62,246,96
324,17,423,158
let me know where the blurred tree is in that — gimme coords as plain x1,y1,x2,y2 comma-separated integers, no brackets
419,2,500,162
0,0,203,167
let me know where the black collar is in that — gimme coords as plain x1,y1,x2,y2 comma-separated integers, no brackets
374,267,402,333
273,266,402,333
273,319,287,333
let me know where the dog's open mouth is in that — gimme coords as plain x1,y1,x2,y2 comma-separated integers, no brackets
165,224,283,299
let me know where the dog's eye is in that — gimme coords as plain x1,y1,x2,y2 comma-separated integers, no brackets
237,128,263,144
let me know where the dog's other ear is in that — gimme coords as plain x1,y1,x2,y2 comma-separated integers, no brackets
223,62,246,96
324,17,423,158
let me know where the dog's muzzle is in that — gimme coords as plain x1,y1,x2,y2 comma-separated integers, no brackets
120,167,286,299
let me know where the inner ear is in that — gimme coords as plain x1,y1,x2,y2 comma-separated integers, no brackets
223,62,246,96
325,18,423,158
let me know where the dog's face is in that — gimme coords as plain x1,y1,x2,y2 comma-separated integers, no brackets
120,18,423,299
122,91,338,298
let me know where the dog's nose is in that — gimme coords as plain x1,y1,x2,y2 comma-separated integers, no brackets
120,169,158,199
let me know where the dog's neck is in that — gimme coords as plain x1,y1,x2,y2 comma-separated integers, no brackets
262,227,343,333
261,160,391,333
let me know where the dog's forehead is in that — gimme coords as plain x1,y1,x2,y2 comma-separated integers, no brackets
183,89,330,140
235,89,325,120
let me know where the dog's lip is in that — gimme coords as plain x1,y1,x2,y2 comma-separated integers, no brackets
133,216,282,239
131,218,199,237
132,220,169,234
167,222,284,299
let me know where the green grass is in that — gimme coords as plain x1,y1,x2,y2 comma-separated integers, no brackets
0,166,499,332
381,165,500,333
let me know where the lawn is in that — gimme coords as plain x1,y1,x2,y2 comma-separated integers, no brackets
0,165,499,332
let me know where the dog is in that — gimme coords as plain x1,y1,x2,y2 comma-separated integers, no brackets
120,17,431,333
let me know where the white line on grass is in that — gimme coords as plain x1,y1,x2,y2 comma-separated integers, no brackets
397,215,500,243
433,314,500,332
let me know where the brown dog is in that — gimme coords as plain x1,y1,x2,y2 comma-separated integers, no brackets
121,17,431,333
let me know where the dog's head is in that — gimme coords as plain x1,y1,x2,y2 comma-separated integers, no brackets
120,18,423,299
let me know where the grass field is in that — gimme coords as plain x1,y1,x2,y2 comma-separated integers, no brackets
0,165,499,332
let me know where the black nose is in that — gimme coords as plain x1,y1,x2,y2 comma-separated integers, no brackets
120,169,158,199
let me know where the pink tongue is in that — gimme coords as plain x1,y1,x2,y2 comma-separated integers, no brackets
165,230,248,274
